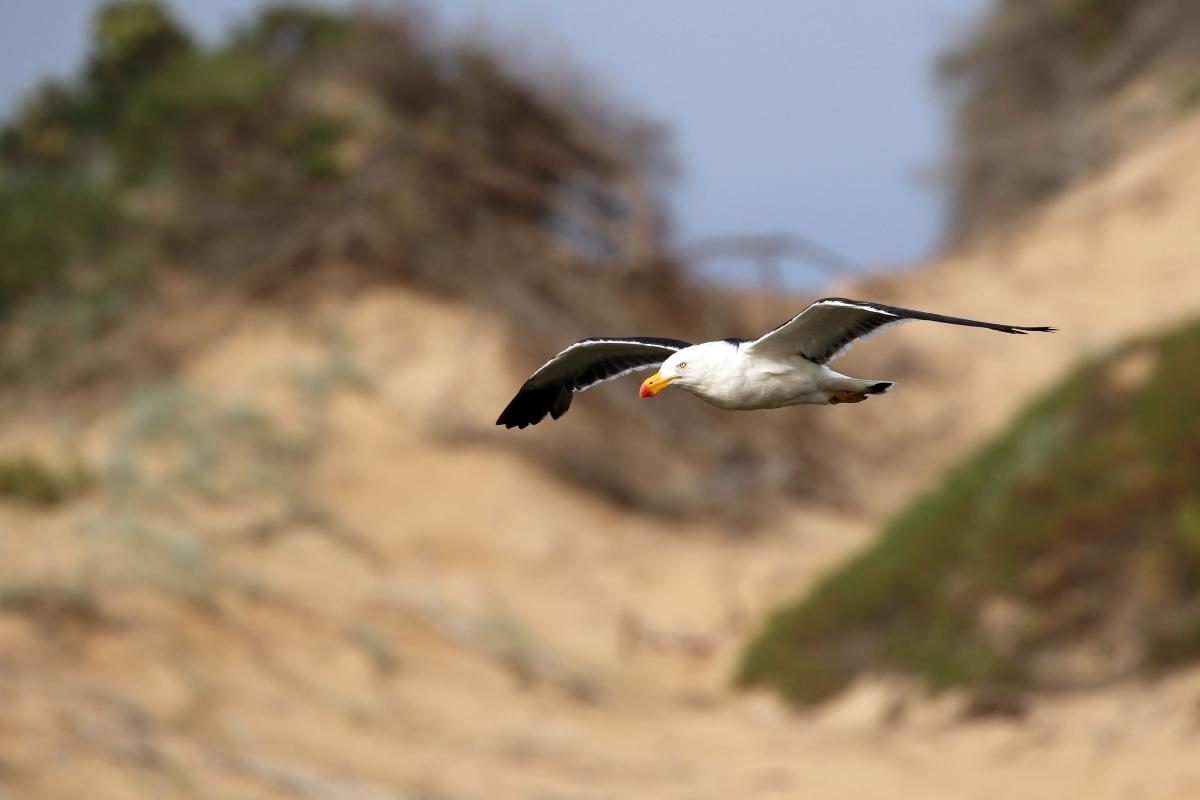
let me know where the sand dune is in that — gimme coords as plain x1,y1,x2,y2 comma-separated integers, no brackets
3,113,1200,800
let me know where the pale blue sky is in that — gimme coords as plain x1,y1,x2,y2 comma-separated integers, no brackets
0,1,988,280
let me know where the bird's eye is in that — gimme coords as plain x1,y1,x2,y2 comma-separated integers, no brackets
677,362,687,369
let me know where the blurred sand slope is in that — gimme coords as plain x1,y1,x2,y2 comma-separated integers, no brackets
4,113,1200,800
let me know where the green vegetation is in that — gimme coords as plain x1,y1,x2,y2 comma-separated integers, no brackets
0,455,93,508
738,319,1200,706
0,1,666,322
0,1,681,394
0,2,351,317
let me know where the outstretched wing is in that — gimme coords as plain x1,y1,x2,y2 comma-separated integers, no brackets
497,337,691,429
744,297,1055,364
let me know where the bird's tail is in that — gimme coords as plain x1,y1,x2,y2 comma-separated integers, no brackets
827,378,894,404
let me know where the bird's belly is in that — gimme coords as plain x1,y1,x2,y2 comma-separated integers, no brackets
696,367,824,410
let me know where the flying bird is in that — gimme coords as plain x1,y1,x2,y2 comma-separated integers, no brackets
496,298,1055,429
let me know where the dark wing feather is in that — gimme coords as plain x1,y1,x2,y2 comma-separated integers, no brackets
745,297,1055,364
496,337,690,429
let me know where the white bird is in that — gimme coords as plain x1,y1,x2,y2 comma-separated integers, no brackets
497,297,1055,429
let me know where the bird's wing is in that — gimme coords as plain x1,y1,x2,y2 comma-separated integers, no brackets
743,297,1055,364
497,337,691,429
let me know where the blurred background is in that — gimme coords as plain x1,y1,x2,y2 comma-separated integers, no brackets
1,1,1199,798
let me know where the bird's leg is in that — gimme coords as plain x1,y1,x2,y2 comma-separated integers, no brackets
829,390,868,404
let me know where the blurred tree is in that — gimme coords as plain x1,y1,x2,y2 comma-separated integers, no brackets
86,0,193,108
0,81,83,166
236,4,351,62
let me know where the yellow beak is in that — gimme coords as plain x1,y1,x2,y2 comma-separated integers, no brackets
639,373,673,398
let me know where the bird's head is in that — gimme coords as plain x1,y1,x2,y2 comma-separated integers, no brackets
639,343,720,398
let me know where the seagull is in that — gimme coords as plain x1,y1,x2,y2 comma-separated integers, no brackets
496,297,1055,429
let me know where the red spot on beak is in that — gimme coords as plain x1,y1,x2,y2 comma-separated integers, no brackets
640,373,667,398
638,376,667,400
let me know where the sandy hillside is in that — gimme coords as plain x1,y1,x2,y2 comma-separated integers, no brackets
3,115,1200,799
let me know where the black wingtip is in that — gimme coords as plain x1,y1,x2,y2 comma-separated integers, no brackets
496,404,537,429
496,384,572,430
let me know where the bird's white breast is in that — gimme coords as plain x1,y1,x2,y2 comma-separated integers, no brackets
686,346,826,410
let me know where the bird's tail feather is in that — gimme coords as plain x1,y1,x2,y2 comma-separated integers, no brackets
826,378,894,405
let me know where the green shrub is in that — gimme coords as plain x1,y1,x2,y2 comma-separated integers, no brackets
0,455,93,508
86,0,194,109
0,173,116,314
111,47,280,178
235,4,352,61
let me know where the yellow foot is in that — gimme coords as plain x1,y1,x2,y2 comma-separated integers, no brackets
829,390,868,405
